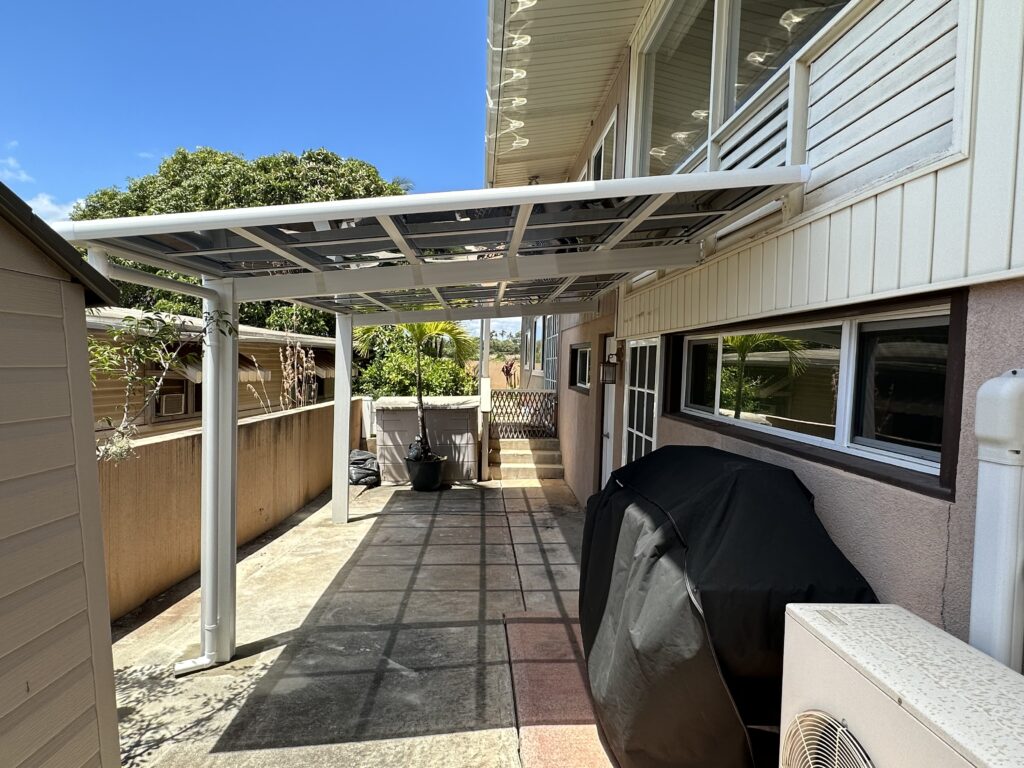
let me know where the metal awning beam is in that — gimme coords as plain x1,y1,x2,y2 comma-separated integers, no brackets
234,243,702,302
229,226,325,272
347,300,598,326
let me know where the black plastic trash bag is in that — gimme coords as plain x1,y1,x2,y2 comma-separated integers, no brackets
348,449,380,487
579,446,877,768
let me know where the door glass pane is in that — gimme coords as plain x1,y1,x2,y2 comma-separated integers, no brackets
643,0,715,174
630,348,640,387
853,318,948,460
721,326,842,439
686,339,719,411
646,345,657,388
731,0,851,114
644,391,655,435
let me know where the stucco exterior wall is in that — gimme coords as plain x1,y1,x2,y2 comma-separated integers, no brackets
654,277,1024,641
558,310,617,504
98,399,361,619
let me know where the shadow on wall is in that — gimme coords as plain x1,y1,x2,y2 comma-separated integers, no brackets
206,485,585,751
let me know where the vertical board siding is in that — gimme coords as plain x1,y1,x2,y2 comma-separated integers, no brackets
619,163,975,338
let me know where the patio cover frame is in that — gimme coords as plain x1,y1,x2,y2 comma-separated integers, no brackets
53,165,809,672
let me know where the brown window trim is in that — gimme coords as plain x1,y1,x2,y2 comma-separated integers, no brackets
661,289,966,502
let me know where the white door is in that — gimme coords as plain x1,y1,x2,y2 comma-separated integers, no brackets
623,338,659,464
600,336,616,488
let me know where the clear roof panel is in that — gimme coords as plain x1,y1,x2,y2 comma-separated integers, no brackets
53,167,808,320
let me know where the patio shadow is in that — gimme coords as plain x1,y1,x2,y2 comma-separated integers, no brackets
212,486,526,751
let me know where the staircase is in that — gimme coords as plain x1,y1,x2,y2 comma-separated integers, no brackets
488,438,564,480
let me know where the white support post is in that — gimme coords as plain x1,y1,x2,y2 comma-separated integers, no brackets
175,277,238,675
332,313,354,523
86,246,112,278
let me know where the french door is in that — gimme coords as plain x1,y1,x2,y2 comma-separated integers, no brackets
624,338,659,464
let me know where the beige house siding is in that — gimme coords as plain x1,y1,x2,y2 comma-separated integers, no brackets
0,221,119,765
91,337,334,432
558,303,619,503
98,399,360,619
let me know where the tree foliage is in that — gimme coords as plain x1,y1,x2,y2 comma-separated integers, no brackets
353,324,476,400
722,333,808,418
72,147,409,336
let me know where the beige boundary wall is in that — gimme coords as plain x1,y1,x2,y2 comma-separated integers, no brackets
98,399,361,619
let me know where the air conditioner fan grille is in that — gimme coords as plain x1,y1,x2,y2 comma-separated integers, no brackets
781,710,873,768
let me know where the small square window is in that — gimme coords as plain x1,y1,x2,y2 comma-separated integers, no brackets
571,345,592,391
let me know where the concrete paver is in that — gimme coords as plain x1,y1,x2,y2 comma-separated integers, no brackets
111,480,588,768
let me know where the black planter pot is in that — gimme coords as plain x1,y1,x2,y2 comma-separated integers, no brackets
406,456,446,492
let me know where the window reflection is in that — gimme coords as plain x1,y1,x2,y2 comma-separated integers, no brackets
685,339,719,412
643,0,716,175
720,326,842,439
853,319,948,460
731,0,850,112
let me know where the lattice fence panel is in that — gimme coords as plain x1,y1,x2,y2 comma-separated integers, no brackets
489,390,558,439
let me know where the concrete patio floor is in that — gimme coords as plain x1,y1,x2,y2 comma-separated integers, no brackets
111,479,594,768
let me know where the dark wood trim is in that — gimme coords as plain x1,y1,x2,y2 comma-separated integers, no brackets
663,411,954,501
569,384,592,395
939,289,968,495
659,290,967,502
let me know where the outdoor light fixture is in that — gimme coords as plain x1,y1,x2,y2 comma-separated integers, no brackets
599,353,619,384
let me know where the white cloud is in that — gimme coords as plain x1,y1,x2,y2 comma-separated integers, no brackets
0,156,33,183
26,193,82,222
5,139,18,150
137,151,156,159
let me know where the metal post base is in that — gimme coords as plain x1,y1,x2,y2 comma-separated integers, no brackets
173,654,221,677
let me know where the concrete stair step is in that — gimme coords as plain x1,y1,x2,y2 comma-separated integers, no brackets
489,448,562,465
491,463,565,480
488,438,561,451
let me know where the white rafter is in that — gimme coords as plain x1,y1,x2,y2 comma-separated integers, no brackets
229,227,324,272
350,300,598,326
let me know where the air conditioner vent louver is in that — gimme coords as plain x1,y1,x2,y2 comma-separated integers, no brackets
781,711,873,768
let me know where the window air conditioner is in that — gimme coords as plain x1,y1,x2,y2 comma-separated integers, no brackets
780,604,1024,768
158,393,186,416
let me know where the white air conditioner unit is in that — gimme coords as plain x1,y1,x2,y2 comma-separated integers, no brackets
780,604,1024,768
158,393,186,416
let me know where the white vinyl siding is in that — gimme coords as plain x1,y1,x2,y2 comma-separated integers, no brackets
0,226,119,766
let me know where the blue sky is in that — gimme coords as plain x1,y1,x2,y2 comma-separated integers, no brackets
2,0,487,220
3,1,521,335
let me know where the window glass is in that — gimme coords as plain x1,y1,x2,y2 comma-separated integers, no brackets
533,317,543,369
720,326,842,439
731,0,850,113
592,121,616,181
685,339,719,412
853,318,949,460
574,346,592,388
643,0,715,175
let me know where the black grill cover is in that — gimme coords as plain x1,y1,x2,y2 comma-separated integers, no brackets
579,446,877,768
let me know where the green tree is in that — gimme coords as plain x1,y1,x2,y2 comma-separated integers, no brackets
72,147,409,335
355,322,476,456
722,333,808,419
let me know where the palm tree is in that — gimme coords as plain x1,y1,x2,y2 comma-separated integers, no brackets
722,333,808,419
355,321,476,456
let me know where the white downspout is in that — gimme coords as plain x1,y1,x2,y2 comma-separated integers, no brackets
175,277,238,674
332,313,353,523
970,368,1024,672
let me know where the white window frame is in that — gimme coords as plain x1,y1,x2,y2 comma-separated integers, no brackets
623,337,660,464
678,305,951,475
574,346,592,390
151,376,201,423
590,109,617,181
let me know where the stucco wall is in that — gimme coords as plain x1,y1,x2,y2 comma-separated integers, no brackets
98,399,361,619
654,277,1024,640
558,309,617,504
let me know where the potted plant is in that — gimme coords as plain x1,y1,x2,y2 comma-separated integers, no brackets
357,321,475,491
